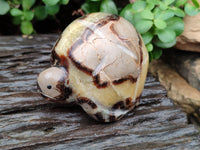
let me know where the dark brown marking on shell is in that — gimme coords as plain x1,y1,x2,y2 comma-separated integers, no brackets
140,50,143,66
63,86,73,99
95,14,119,29
51,36,62,65
110,23,129,42
108,14,119,21
109,115,116,122
137,32,143,65
81,15,120,42
51,49,60,66
55,80,73,101
51,48,69,83
53,35,62,50
80,14,119,42
93,75,108,88
110,23,117,36
112,101,125,109
60,55,69,71
140,47,143,66
112,95,142,110
83,27,94,41
95,112,105,122
129,77,137,83
126,97,132,105
113,75,137,85
113,78,127,85
68,39,93,75
69,38,83,54
51,51,69,74
77,97,97,109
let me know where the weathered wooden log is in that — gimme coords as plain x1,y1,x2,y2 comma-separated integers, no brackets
0,35,199,149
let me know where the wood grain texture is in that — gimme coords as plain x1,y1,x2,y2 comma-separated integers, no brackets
0,35,199,150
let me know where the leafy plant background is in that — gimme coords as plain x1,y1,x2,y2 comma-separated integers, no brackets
0,0,70,35
0,0,199,60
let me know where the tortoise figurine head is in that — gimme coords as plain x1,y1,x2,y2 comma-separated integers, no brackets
37,67,73,102
37,12,149,122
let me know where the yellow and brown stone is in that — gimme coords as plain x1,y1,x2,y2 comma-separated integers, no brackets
38,12,149,122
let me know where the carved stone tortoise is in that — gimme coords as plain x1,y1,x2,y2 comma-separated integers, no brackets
37,12,149,122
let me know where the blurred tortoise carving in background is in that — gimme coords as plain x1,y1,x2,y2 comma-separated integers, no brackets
37,12,149,122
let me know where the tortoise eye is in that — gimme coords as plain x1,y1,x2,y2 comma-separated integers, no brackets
47,85,52,89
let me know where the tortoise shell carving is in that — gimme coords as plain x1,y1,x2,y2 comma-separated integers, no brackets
37,12,149,122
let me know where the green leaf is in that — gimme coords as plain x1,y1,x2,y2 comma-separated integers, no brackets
146,0,159,5
22,0,36,10
184,3,199,16
12,16,21,25
142,31,153,45
166,17,184,36
171,7,185,17
139,9,154,20
81,1,100,14
135,19,153,34
152,48,162,59
0,0,10,15
20,21,33,35
120,4,135,25
149,51,153,62
23,10,34,21
153,7,160,14
81,3,91,14
132,12,142,24
145,3,155,10
60,0,69,5
159,1,168,10
154,19,167,29
132,1,146,12
100,0,118,14
12,0,21,5
146,43,153,52
163,0,175,6
155,9,174,20
45,4,59,15
175,0,187,7
10,8,23,16
34,6,47,20
157,29,176,43
154,38,176,48
192,0,200,8
42,0,59,6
